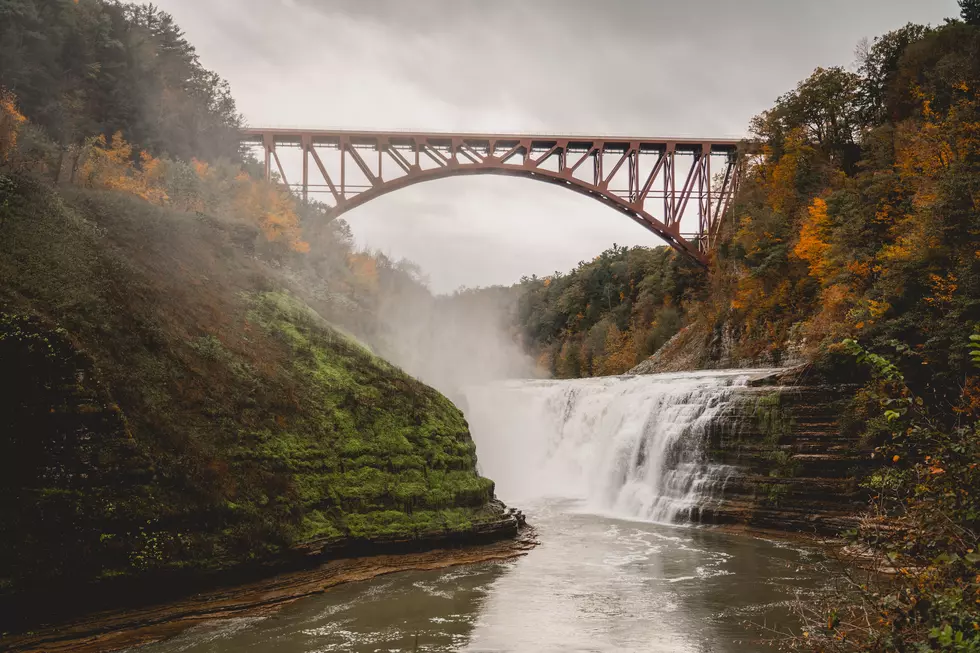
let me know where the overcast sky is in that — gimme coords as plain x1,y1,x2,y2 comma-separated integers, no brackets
155,0,960,293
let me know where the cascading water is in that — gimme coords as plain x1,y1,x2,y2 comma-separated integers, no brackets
141,369,823,653
464,370,774,524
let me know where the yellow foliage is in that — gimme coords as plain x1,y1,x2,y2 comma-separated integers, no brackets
868,300,891,319
794,197,834,284
765,131,804,216
0,88,27,162
347,253,379,292
78,132,168,204
924,273,958,306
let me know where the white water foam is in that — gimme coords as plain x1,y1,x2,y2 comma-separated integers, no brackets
464,370,775,524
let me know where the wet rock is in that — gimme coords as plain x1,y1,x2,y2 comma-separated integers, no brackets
693,371,870,535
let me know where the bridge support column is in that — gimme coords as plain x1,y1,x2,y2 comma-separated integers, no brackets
263,133,274,183
301,134,311,202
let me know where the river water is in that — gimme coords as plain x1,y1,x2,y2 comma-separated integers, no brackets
135,371,826,652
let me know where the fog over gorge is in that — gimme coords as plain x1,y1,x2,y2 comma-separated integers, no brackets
4,0,979,651
365,271,538,400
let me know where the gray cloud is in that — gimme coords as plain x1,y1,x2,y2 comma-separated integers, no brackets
157,0,959,291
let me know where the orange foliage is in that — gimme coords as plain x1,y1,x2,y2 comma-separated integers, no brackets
954,377,980,419
846,260,872,280
794,197,834,284
923,273,958,307
536,350,554,376
802,283,856,348
896,84,980,211
233,177,309,253
74,132,310,254
0,88,27,162
78,132,168,204
597,325,636,376
347,253,379,292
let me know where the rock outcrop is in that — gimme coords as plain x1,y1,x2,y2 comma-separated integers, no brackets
0,177,519,634
695,367,872,534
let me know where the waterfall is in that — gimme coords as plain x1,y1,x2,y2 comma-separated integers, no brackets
463,370,770,524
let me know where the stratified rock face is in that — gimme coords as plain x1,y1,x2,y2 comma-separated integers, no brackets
694,369,871,534
0,178,514,627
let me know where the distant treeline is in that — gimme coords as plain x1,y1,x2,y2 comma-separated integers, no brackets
515,245,700,377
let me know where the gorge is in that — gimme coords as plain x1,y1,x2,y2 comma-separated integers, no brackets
3,0,979,650
98,371,840,653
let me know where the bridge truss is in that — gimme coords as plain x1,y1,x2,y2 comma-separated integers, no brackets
241,129,744,265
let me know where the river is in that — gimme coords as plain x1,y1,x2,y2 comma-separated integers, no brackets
133,371,826,652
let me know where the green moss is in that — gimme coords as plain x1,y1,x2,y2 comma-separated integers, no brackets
758,482,789,507
0,179,504,601
766,449,801,478
754,391,795,446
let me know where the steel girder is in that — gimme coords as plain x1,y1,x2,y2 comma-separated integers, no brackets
241,128,744,266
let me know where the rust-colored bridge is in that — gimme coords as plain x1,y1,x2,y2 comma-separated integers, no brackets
241,128,745,265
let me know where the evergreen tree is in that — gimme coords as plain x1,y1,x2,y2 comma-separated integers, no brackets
0,0,242,161
962,0,980,25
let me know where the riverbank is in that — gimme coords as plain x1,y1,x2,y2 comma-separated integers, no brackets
1,526,538,653
94,500,831,653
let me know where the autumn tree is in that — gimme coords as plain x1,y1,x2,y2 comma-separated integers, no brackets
857,23,933,124
0,88,25,162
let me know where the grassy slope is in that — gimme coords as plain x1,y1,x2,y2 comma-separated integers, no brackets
0,175,501,602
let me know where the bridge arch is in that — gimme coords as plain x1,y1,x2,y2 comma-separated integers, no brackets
241,129,745,266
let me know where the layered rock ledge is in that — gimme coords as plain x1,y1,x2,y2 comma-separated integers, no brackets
694,367,871,534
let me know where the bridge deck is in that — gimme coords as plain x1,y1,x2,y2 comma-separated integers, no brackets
240,128,742,154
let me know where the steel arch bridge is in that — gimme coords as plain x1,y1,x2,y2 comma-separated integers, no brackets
241,128,745,266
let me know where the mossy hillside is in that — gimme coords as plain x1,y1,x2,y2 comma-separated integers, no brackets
239,290,496,542
0,313,158,591
0,175,503,604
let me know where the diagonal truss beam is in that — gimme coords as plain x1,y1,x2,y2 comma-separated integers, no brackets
246,129,745,266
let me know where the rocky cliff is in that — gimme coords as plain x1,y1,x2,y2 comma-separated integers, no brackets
0,176,519,633
693,367,871,534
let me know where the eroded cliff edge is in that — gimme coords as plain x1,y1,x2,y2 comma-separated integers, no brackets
0,177,520,634
694,367,872,534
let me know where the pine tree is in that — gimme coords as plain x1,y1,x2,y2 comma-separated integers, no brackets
962,0,980,25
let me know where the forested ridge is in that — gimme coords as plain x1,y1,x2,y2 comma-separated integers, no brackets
514,4,980,650
0,0,242,162
515,245,699,377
